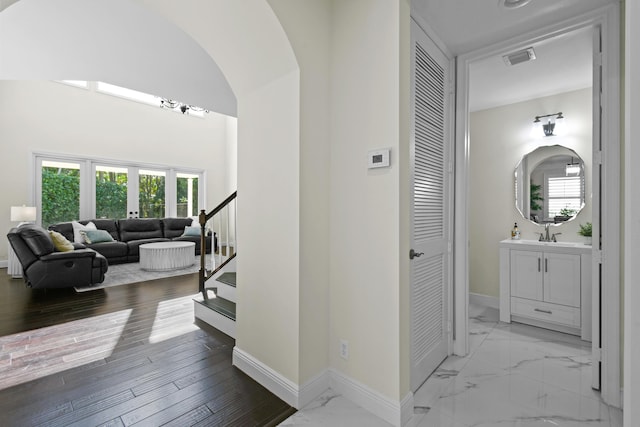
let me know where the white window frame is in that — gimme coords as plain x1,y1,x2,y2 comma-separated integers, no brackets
544,172,584,220
33,152,206,225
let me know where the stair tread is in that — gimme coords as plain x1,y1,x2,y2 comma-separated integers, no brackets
195,296,236,321
216,272,236,287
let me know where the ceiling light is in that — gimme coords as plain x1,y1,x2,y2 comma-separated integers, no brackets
160,98,208,115
500,0,533,9
566,158,580,176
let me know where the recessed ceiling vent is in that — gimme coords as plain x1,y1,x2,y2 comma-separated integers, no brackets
503,47,536,66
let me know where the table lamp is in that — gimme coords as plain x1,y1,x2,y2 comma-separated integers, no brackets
10,205,37,226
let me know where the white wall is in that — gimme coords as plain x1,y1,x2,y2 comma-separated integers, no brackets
469,88,593,298
267,0,331,387
0,79,232,259
134,0,304,387
329,0,408,402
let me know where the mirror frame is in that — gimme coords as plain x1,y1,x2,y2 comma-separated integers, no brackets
515,144,585,226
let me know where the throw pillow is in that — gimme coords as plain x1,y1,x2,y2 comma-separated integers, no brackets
81,229,114,244
72,221,97,243
182,226,201,237
49,230,74,252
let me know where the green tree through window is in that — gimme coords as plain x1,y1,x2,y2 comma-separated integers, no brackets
96,168,128,219
139,172,165,218
42,165,80,228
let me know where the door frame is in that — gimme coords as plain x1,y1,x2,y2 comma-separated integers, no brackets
453,4,621,407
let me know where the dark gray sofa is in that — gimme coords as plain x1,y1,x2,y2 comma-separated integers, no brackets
7,224,108,289
49,218,214,265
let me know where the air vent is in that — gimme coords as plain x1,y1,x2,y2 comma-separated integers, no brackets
503,47,536,66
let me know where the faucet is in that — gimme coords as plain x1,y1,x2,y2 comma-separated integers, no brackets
539,223,561,242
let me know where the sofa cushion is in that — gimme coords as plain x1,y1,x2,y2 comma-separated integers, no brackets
49,230,74,252
162,218,193,239
182,226,201,237
72,221,97,243
118,219,163,242
19,225,55,257
83,219,120,241
81,229,115,244
48,222,74,243
86,241,128,260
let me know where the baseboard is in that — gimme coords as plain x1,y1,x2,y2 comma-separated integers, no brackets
232,347,301,408
400,391,415,426
469,292,499,309
0,260,7,269
329,368,411,427
299,370,331,409
232,349,412,426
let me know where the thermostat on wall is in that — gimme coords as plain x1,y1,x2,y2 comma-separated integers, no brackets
368,148,390,169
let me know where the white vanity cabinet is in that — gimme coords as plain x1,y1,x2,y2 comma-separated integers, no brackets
500,240,592,341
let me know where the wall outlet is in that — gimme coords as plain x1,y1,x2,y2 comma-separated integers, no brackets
339,339,349,360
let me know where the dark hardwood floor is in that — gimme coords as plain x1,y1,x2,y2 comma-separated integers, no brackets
0,270,295,426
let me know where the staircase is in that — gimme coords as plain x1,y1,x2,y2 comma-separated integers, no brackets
194,262,237,338
193,192,238,338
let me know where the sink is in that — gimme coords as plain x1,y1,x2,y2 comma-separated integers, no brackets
539,241,581,247
508,239,584,247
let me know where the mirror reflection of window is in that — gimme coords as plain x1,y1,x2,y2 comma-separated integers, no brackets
515,145,586,224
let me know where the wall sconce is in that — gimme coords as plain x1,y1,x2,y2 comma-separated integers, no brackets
533,112,564,137
10,205,36,226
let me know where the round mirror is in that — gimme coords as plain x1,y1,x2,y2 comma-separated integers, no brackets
515,145,585,225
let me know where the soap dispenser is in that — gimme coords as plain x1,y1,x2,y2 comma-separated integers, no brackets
511,222,521,240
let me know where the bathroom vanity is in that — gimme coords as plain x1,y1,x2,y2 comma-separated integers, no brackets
499,239,592,341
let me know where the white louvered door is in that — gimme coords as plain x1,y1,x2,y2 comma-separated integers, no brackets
410,19,452,392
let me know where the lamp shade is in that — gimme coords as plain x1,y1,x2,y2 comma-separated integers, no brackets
11,206,36,222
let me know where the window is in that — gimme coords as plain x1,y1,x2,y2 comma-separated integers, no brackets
96,81,206,117
35,154,204,225
41,160,81,228
139,170,166,218
55,81,207,117
96,81,160,107
177,173,199,217
95,165,128,219
546,174,584,218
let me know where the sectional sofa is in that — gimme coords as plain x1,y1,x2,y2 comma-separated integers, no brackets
49,218,215,265
8,224,108,289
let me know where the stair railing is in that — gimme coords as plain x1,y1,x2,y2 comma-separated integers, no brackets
199,191,237,295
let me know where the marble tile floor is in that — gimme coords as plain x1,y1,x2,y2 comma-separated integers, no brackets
280,304,623,427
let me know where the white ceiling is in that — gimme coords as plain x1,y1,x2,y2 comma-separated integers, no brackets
0,0,616,116
412,0,614,111
468,26,593,112
0,0,237,117
411,0,613,56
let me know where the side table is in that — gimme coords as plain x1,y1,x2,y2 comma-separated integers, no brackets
7,243,23,278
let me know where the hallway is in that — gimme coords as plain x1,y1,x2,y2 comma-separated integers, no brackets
282,304,623,426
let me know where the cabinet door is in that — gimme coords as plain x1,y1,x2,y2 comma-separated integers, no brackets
543,252,581,307
510,250,543,300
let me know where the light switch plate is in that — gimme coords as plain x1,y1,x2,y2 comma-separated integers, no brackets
368,148,390,169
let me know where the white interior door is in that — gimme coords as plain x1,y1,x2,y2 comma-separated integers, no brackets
410,19,453,392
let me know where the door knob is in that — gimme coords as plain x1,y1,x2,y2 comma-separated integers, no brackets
410,249,424,260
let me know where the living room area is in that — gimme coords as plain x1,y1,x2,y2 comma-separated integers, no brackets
0,77,295,423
